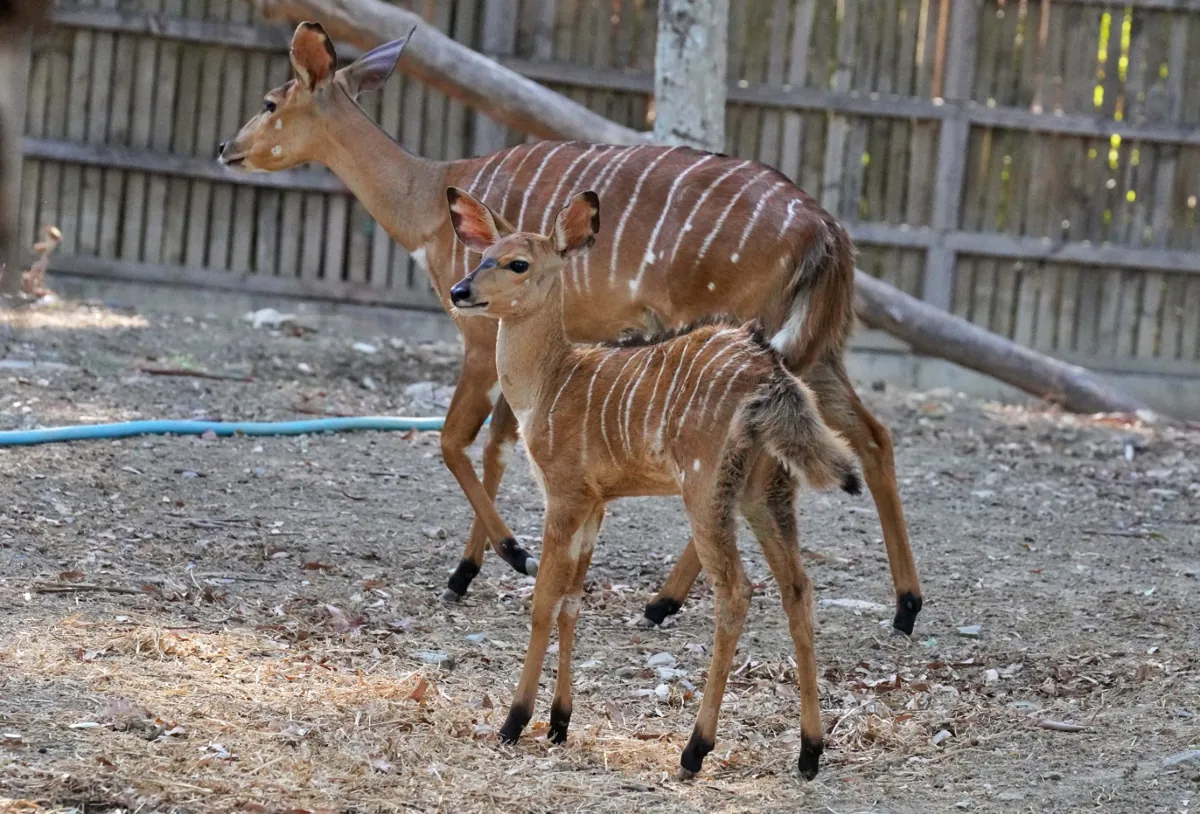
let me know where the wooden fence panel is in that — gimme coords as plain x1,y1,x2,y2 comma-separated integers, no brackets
16,0,1200,383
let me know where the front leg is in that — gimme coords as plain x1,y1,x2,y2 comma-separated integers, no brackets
439,352,533,583
445,394,528,600
499,500,591,744
548,503,603,744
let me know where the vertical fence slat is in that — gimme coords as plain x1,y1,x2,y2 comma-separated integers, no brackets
922,0,978,311
821,0,857,218
777,0,815,184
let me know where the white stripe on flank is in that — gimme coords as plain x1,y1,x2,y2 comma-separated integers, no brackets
641,341,673,443
517,143,570,229
674,342,741,435
546,359,583,455
592,145,642,196
729,181,786,263
458,150,509,280
696,349,749,423
695,168,772,264
619,345,657,455
565,146,617,291
539,145,599,233
499,142,546,215
599,349,643,461
707,359,753,423
609,146,680,285
666,160,751,266
580,352,611,468
655,330,730,450
630,154,715,294
776,197,802,240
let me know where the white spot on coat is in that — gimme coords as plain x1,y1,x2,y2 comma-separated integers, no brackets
271,145,281,156
274,119,283,130
707,281,715,291
693,458,701,471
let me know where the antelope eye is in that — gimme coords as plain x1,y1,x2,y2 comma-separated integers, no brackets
265,100,277,113
508,260,529,273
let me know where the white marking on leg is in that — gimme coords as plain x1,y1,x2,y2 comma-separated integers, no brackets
609,146,681,286
497,437,515,469
539,145,599,233
410,246,428,271
599,350,643,461
487,381,502,406
666,160,750,266
729,181,786,263
695,168,773,264
517,143,569,229
581,353,611,467
629,155,715,295
546,359,583,455
271,145,281,156
770,299,808,356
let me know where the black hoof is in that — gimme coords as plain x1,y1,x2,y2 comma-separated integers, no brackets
642,597,682,627
446,559,480,598
498,703,532,745
548,701,571,745
798,734,823,780
841,471,862,496
499,538,536,577
892,591,923,635
679,730,714,776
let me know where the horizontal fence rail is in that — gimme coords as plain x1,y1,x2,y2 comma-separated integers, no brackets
14,0,1200,383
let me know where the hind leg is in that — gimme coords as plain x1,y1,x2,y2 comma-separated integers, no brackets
676,477,753,779
808,356,922,634
742,461,825,780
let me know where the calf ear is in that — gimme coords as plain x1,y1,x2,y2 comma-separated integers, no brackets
446,187,515,253
552,191,600,257
291,21,338,90
337,27,414,98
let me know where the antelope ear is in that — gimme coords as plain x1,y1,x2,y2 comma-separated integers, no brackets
291,21,338,90
446,187,514,253
337,27,414,98
552,191,600,257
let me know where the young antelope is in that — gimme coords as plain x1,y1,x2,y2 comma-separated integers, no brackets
446,187,861,780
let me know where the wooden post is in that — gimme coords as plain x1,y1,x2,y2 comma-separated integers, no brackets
820,0,856,218
653,0,729,153
921,0,980,311
0,24,34,295
473,0,519,156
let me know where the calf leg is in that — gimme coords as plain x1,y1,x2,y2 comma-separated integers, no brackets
641,537,701,626
549,504,604,744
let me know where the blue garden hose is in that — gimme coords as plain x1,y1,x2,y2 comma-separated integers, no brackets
0,415,472,446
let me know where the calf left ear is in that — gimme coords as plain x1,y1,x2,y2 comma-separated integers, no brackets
337,26,415,99
446,187,515,253
552,191,600,258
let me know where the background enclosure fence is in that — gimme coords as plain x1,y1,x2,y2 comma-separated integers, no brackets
16,0,1200,384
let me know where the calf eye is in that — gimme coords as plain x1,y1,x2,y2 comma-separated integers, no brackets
508,260,529,273
265,100,277,113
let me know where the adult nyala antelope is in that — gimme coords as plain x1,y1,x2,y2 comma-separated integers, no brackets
218,23,924,634
445,188,860,780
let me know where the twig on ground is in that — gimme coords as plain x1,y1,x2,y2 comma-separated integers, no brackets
33,582,145,596
1081,528,1161,539
138,366,253,382
1037,720,1087,733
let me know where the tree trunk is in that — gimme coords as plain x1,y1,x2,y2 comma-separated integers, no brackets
653,0,729,152
854,273,1150,415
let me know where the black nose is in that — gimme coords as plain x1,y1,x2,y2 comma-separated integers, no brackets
449,281,471,305
218,141,226,156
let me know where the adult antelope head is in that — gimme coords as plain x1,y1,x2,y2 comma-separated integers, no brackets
218,21,413,171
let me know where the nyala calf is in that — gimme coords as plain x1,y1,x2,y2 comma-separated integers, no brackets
446,187,861,781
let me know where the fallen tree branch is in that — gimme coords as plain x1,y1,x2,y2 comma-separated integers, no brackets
252,0,651,145
33,581,146,596
138,366,254,382
854,273,1152,416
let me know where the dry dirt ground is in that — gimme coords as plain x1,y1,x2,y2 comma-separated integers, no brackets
0,296,1197,814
